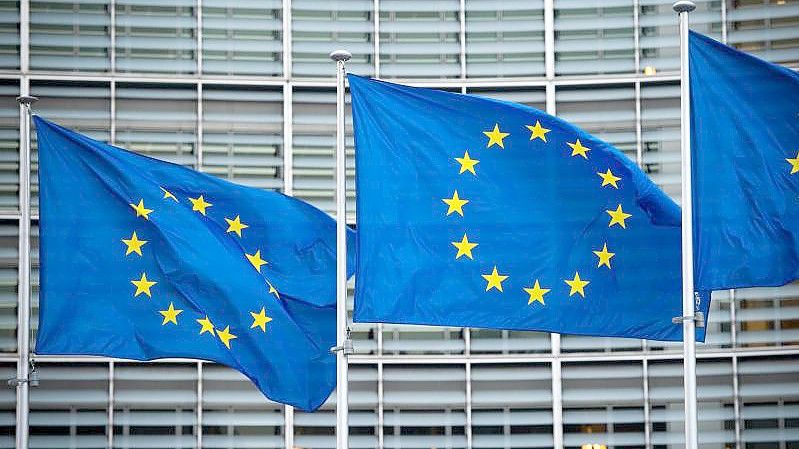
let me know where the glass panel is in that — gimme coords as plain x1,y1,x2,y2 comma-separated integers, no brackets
30,0,112,72
201,1,283,76
739,356,799,448
201,364,284,448
736,283,799,348
562,361,645,448
30,81,111,212
113,363,197,449
638,0,722,75
379,0,461,78
349,364,379,449
384,365,467,448
291,88,354,218
0,1,20,69
115,0,197,74
29,363,109,448
115,83,197,166
471,363,553,448
0,221,16,353
727,0,799,67
465,0,545,78
201,86,283,190
0,81,19,212
555,0,636,76
0,363,16,447
292,0,374,77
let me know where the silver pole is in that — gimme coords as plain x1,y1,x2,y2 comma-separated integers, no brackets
673,2,698,449
330,48,352,449
15,94,37,449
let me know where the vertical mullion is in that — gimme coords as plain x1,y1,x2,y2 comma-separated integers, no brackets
377,361,384,449
643,358,651,449
458,0,466,80
543,0,555,80
284,404,295,449
108,361,115,448
196,361,203,449
374,0,380,78
635,81,643,167
110,81,116,145
283,0,291,80
196,83,203,170
110,0,116,73
730,289,741,449
283,83,293,195
282,5,294,446
196,0,202,76
546,81,563,449
721,0,727,45
20,0,30,73
465,361,472,449
633,0,640,74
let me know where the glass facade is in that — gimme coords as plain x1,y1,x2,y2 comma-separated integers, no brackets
1,0,798,448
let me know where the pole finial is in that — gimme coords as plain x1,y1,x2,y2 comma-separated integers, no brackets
329,50,352,62
16,96,38,106
673,0,696,13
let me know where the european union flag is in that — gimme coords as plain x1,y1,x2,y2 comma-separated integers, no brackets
349,75,708,341
34,117,354,411
690,31,799,291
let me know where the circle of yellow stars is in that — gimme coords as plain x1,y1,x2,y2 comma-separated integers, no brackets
444,120,631,308
123,187,281,350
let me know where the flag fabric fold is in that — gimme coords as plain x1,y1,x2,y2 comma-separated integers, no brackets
34,116,354,411
349,74,709,342
690,31,799,291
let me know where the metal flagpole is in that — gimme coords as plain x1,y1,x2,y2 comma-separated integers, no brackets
673,2,699,449
330,49,352,449
12,94,38,449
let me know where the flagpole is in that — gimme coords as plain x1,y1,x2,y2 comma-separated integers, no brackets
13,94,37,449
673,2,698,449
330,49,352,449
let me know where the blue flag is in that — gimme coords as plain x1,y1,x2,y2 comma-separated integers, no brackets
690,31,799,291
350,75,709,341
34,117,354,411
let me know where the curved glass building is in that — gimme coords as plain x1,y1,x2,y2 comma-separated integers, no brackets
0,0,797,447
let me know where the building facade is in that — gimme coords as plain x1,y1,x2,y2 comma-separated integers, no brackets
0,0,798,447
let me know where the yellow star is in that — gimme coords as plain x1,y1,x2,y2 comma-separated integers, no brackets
523,280,550,305
159,302,183,325
266,280,280,299
121,231,148,257
567,139,591,159
246,250,268,272
525,121,550,142
131,272,156,298
597,169,621,188
593,243,615,269
455,151,480,176
442,190,469,216
451,233,478,260
217,326,237,349
483,123,510,149
129,199,153,220
160,187,178,202
482,266,509,292
787,151,799,174
188,195,213,216
197,316,215,336
250,307,273,332
607,204,632,229
225,215,249,237
564,272,590,298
